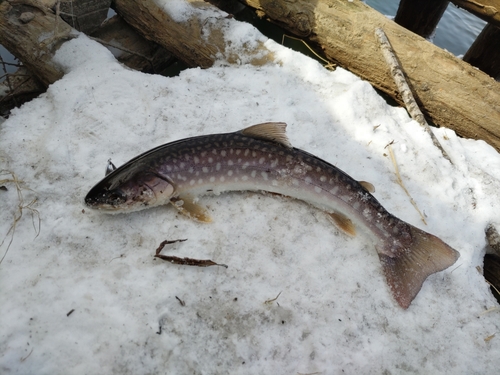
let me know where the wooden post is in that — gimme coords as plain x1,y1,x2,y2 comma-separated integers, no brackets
463,23,500,79
395,0,450,38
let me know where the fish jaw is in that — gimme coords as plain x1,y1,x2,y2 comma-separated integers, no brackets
84,170,176,212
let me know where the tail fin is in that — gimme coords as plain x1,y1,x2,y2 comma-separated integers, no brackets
378,224,460,309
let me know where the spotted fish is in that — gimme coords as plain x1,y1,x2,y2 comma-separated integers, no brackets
85,122,459,308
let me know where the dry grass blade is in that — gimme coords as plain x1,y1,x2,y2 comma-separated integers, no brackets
386,145,427,225
0,170,41,265
282,34,336,71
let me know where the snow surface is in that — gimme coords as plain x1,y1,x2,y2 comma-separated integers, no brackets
1,14,500,375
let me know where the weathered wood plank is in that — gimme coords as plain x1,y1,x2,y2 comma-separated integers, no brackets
241,0,500,152
451,0,500,28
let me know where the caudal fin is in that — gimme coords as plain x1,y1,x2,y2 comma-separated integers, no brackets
378,224,460,309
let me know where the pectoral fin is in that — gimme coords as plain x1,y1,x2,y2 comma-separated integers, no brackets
170,195,212,223
327,211,356,236
359,180,375,193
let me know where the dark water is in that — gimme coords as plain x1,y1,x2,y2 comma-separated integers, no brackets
364,0,486,56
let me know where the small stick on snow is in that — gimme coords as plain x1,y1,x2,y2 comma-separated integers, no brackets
374,28,452,164
154,254,228,268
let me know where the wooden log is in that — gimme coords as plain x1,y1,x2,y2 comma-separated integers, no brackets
451,0,500,28
113,0,274,68
463,23,500,79
240,0,500,152
91,15,176,75
0,0,73,86
395,0,449,38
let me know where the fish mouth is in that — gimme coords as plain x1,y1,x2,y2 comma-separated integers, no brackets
84,187,127,210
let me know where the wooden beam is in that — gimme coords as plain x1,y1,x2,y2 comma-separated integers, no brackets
240,0,500,152
451,0,500,28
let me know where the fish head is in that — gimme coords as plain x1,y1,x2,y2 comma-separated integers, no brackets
85,166,175,212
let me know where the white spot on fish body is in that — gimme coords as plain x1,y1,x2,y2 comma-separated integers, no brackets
194,157,200,164
305,177,312,185
216,163,221,171
244,149,249,156
261,172,268,180
314,186,322,194
259,157,265,164
209,176,215,182
202,167,209,173
190,180,195,186
212,149,217,155
198,179,203,184
242,175,248,181
320,176,327,182
208,157,214,163
330,186,339,195
201,151,207,157
251,170,257,178
242,162,250,170
271,159,279,168
227,170,233,176
272,180,278,186
221,150,227,157
252,151,257,157
292,178,299,186
228,160,234,166
220,176,225,182
317,167,321,172
236,149,241,155
180,162,186,168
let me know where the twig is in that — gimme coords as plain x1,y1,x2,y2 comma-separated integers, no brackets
374,28,452,164
154,254,228,268
387,145,427,225
20,348,33,362
155,238,188,255
264,291,282,304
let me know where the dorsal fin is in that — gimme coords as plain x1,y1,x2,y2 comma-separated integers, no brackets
240,122,292,148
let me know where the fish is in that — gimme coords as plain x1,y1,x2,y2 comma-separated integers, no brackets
85,122,460,308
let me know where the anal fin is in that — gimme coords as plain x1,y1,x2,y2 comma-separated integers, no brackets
327,211,356,236
170,195,212,223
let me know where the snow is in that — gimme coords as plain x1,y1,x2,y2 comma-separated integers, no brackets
1,17,500,375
